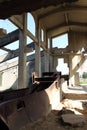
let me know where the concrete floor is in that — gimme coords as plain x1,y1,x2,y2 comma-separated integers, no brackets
62,85,87,100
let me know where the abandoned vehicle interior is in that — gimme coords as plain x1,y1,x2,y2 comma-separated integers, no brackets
0,0,87,130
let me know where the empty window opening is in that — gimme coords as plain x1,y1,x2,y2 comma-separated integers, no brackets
27,36,33,44
27,13,35,36
0,19,18,56
26,36,35,56
27,13,35,56
52,33,68,48
48,38,50,49
56,58,69,75
5,40,19,51
0,19,17,33
79,58,87,85
41,29,44,42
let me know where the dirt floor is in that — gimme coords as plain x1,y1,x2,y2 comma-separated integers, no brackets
20,99,87,130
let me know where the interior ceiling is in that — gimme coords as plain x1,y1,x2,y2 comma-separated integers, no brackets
0,0,87,37
0,0,77,19
33,0,87,37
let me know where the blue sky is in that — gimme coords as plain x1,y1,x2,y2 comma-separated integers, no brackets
0,19,18,55
52,34,68,48
0,13,35,55
0,19,17,33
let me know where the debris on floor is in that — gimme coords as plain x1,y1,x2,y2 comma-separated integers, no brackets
61,114,86,127
20,99,87,130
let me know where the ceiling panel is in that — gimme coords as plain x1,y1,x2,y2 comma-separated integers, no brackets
0,0,77,19
40,13,65,29
69,12,87,23
0,0,87,37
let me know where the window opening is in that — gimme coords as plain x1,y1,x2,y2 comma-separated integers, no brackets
41,29,44,42
52,33,68,48
56,58,69,75
27,13,35,36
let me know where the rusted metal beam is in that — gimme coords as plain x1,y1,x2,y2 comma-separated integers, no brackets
0,42,35,63
1,47,13,52
0,29,19,48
